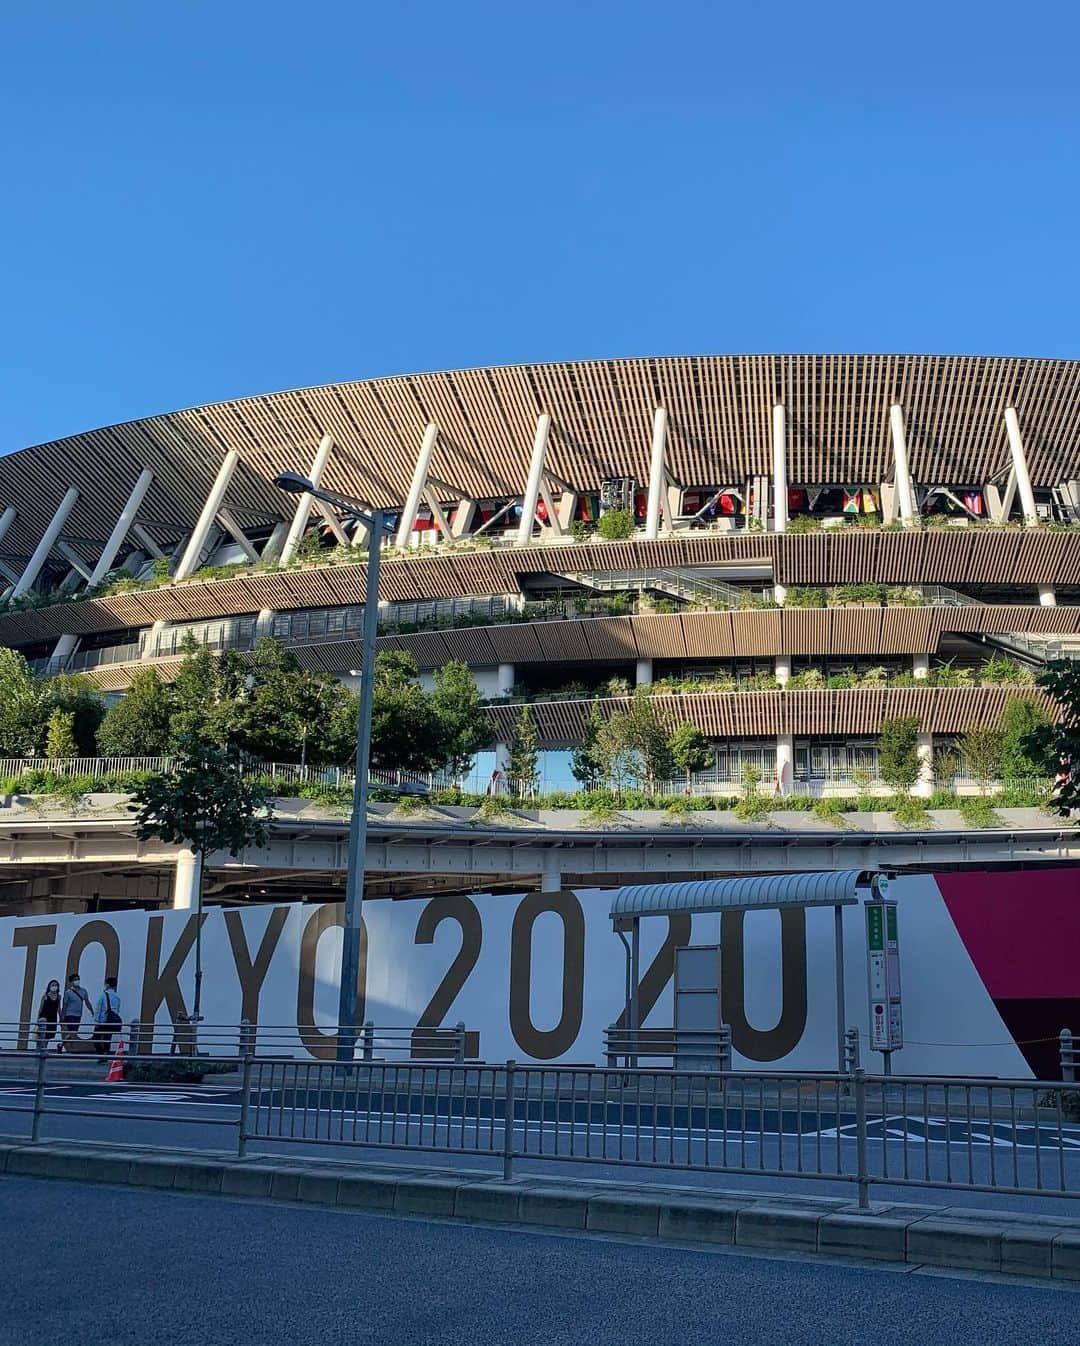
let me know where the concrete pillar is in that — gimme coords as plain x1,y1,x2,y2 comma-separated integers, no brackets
131,523,165,559
497,663,516,696
174,451,240,581
279,435,335,566
914,733,934,798
1038,584,1057,607
256,608,276,638
772,405,788,533
635,658,654,686
10,487,79,598
773,583,787,605
645,407,668,541
775,654,792,686
775,733,794,796
889,405,917,525
541,866,562,893
396,422,439,549
517,413,552,545
173,849,202,910
1004,407,1039,526
0,505,16,549
494,741,511,775
913,652,930,679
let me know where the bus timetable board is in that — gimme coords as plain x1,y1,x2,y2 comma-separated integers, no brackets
866,900,903,1054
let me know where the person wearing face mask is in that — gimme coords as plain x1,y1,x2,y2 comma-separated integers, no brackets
59,972,93,1053
36,980,62,1050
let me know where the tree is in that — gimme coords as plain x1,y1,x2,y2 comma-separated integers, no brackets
36,673,104,756
877,716,921,795
370,651,443,773
133,736,274,1020
96,667,173,757
593,710,637,798
959,725,1001,795
0,649,40,755
1027,662,1080,813
507,704,540,796
430,660,494,778
998,696,1053,780
597,508,634,540
668,722,713,792
44,709,78,760
570,704,605,788
623,690,673,790
169,636,228,747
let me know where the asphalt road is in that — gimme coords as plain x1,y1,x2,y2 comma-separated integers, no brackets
2,1177,1076,1346
2,1074,1079,1215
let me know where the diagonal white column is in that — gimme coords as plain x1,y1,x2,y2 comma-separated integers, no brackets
279,435,335,565
216,506,261,561
1004,407,1039,526
56,541,92,581
396,423,439,549
644,407,668,540
0,505,16,550
51,468,156,667
131,523,165,559
772,404,788,533
517,413,552,545
10,487,79,599
174,451,239,581
888,404,917,525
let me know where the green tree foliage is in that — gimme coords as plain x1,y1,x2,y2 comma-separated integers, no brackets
1030,662,1080,813
570,704,605,787
877,716,921,794
997,696,1053,780
36,673,103,756
507,704,540,796
959,725,1002,795
44,708,78,759
593,692,674,795
370,651,443,773
596,508,634,540
668,723,714,788
133,737,273,1018
168,636,228,746
430,660,493,777
96,667,173,757
0,649,40,755
593,710,639,797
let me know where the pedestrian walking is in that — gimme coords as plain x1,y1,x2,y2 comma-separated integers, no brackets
36,980,61,1050
93,977,122,1060
59,972,93,1052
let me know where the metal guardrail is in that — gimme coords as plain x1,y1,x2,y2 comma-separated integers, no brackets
2,1047,1077,1207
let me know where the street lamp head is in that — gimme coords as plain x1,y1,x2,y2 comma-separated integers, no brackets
273,471,315,494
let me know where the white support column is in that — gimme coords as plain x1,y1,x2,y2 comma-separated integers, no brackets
279,435,335,565
55,541,92,581
85,468,155,588
259,520,290,563
1004,407,1039,526
556,491,578,530
645,407,668,541
396,422,439,549
131,523,165,560
497,663,516,696
174,451,239,581
1038,585,1057,607
635,658,654,686
914,733,934,798
0,505,17,549
913,652,930,679
538,478,565,537
775,654,792,686
772,405,788,533
216,506,260,562
518,413,552,545
889,405,917,525
775,733,794,796
10,486,79,598
172,849,202,910
451,500,477,538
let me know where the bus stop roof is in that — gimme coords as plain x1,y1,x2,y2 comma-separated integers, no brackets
608,870,871,921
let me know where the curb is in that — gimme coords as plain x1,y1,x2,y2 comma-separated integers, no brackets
2,1138,1078,1282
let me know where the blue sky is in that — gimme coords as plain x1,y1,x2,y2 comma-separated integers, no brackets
2,1,1078,450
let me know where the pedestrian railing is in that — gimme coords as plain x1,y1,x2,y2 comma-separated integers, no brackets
1,1037,1078,1207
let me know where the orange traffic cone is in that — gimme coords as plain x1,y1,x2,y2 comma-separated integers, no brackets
105,1037,126,1083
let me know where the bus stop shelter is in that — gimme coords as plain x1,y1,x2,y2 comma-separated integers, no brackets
609,870,886,1072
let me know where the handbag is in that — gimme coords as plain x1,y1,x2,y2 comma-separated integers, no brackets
104,991,121,1027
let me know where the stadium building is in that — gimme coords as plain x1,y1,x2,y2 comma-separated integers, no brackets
1,355,1078,1075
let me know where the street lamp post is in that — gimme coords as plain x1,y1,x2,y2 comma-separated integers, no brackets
273,471,384,1061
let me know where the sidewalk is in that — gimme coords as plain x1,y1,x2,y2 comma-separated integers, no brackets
2,1135,1078,1282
